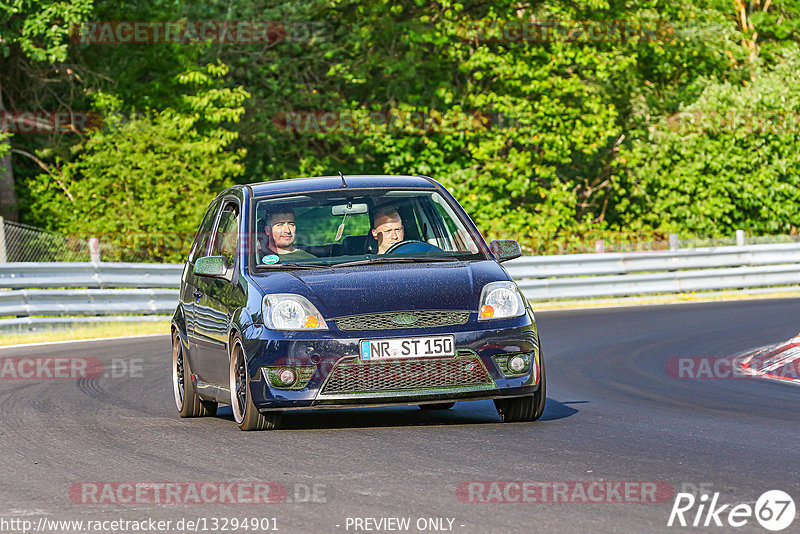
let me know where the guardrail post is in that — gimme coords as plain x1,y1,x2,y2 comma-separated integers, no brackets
595,240,605,253
736,229,746,246
0,216,6,262
669,233,679,251
89,237,101,263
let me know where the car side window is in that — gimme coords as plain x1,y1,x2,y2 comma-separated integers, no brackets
188,199,221,264
430,194,478,253
210,202,239,266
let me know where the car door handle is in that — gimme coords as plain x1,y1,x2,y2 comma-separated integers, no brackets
193,290,203,299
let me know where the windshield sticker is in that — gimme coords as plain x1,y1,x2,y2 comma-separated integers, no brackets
262,254,280,264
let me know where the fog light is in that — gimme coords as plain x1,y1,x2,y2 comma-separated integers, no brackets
509,355,526,372
278,368,296,386
263,365,315,390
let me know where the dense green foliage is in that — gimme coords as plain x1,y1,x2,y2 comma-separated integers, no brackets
621,52,800,236
1,0,799,260
26,63,248,259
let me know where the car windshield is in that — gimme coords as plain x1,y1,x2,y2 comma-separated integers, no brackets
250,189,486,268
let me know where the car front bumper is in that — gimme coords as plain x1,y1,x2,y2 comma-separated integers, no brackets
239,315,542,411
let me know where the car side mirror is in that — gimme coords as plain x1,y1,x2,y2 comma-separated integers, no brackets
489,239,522,263
193,255,228,277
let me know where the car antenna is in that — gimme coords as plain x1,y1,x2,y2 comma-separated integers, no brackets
338,171,347,188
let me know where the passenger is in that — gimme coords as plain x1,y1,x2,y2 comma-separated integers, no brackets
262,209,315,261
371,207,405,254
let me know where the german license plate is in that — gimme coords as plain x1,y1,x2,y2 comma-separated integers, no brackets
359,335,455,360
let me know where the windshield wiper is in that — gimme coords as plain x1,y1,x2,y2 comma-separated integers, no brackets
256,263,332,270
332,256,459,268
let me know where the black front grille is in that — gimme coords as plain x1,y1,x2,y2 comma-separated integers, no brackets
320,351,492,394
334,310,470,331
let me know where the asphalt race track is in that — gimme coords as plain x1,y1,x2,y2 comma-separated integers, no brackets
2,298,799,534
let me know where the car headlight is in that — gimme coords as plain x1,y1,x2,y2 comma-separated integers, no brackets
262,294,328,330
478,281,526,320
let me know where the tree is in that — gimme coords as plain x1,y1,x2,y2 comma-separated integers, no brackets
0,0,94,220
619,51,800,236
28,63,249,261
9,0,800,256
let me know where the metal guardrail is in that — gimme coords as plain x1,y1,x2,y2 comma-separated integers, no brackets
506,242,800,301
0,289,178,316
0,263,182,332
0,262,183,289
1,242,799,332
505,243,800,278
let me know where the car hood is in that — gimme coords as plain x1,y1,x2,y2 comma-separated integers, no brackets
249,260,510,318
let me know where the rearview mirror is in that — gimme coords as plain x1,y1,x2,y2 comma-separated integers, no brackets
194,255,228,277
332,202,368,216
489,240,522,263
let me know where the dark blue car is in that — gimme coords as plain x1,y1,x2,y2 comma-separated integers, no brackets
171,175,545,430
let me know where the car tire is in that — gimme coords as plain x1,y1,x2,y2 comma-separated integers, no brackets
494,353,546,423
229,334,281,431
419,402,456,410
172,330,217,417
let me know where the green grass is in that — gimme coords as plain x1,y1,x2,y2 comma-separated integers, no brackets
0,321,171,346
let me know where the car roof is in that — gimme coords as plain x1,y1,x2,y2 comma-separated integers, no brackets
243,175,439,197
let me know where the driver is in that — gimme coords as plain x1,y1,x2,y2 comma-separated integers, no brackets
371,207,405,254
262,208,316,261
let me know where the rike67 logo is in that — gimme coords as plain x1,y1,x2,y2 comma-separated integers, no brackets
668,490,795,531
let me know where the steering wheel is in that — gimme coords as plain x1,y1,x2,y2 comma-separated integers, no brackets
384,240,443,254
